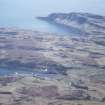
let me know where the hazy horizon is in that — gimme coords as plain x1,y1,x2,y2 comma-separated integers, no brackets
0,0,105,33
0,0,105,16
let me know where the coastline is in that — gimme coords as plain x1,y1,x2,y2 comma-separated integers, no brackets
0,27,105,104
37,16,85,36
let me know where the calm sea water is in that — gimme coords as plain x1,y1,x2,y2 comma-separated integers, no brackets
0,0,105,35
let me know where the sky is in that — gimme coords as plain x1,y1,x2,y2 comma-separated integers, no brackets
0,0,105,16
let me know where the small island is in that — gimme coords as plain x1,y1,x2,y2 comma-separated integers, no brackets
38,12,105,35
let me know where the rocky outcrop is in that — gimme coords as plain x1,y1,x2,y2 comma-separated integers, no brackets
57,90,90,100
18,85,59,98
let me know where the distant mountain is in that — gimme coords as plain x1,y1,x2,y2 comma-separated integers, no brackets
38,12,105,35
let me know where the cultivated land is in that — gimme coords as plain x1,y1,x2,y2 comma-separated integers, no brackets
0,13,105,105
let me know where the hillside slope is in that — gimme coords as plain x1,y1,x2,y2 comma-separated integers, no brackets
38,12,105,35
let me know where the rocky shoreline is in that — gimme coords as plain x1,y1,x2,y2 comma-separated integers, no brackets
0,26,105,105
37,12,105,35
0,75,105,105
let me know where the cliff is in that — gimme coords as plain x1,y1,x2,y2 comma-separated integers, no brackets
38,12,105,35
